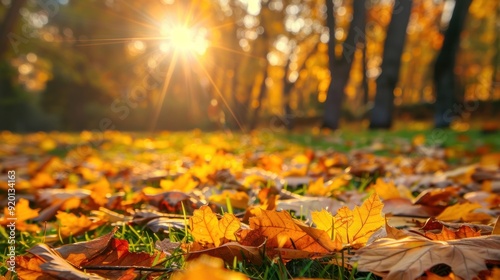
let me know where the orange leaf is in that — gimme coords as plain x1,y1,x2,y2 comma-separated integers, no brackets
171,255,247,280
1,198,40,232
372,178,400,200
436,202,482,221
425,225,481,241
239,208,341,255
56,212,100,237
219,213,241,241
209,190,249,209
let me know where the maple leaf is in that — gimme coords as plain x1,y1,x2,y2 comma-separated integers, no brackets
313,193,385,248
239,208,341,255
436,202,482,221
355,235,500,280
171,255,247,280
189,206,240,247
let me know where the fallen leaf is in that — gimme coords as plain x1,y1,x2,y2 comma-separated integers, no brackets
333,193,385,247
189,206,240,247
56,211,101,237
171,255,247,280
186,242,263,264
0,198,40,232
356,235,500,280
424,225,481,241
18,244,105,280
371,178,400,200
436,202,482,221
209,190,249,209
239,208,341,256
189,206,224,246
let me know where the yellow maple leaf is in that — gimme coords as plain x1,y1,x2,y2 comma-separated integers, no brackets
219,213,241,241
436,202,482,221
311,209,335,239
171,255,246,280
313,193,384,248
189,206,240,247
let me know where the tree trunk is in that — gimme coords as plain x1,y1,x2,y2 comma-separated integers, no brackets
250,65,269,130
433,0,472,128
369,0,413,129
323,0,366,130
0,0,28,58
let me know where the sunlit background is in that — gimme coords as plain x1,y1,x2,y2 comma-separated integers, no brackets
0,0,498,131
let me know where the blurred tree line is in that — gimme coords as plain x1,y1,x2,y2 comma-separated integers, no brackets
0,0,498,132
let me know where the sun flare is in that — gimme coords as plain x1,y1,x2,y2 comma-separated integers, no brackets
160,24,209,55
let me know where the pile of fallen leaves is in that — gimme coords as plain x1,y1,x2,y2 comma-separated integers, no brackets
1,130,500,279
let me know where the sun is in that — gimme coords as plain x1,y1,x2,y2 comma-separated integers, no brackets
160,24,209,55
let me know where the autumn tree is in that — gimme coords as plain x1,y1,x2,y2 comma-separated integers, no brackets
433,0,473,128
369,0,413,129
323,0,367,130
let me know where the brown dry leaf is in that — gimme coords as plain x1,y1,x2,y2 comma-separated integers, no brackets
436,202,482,221
189,206,240,247
424,225,481,241
186,241,263,264
81,238,165,270
171,255,247,280
372,178,400,200
356,235,500,280
56,229,116,266
19,244,105,280
239,208,341,255
333,193,385,247
0,198,40,232
413,187,459,207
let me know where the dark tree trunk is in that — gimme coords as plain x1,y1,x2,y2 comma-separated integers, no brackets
0,0,28,58
250,65,268,130
433,0,472,128
323,0,366,130
369,0,413,129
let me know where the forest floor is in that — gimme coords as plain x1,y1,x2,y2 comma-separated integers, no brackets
1,129,500,279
